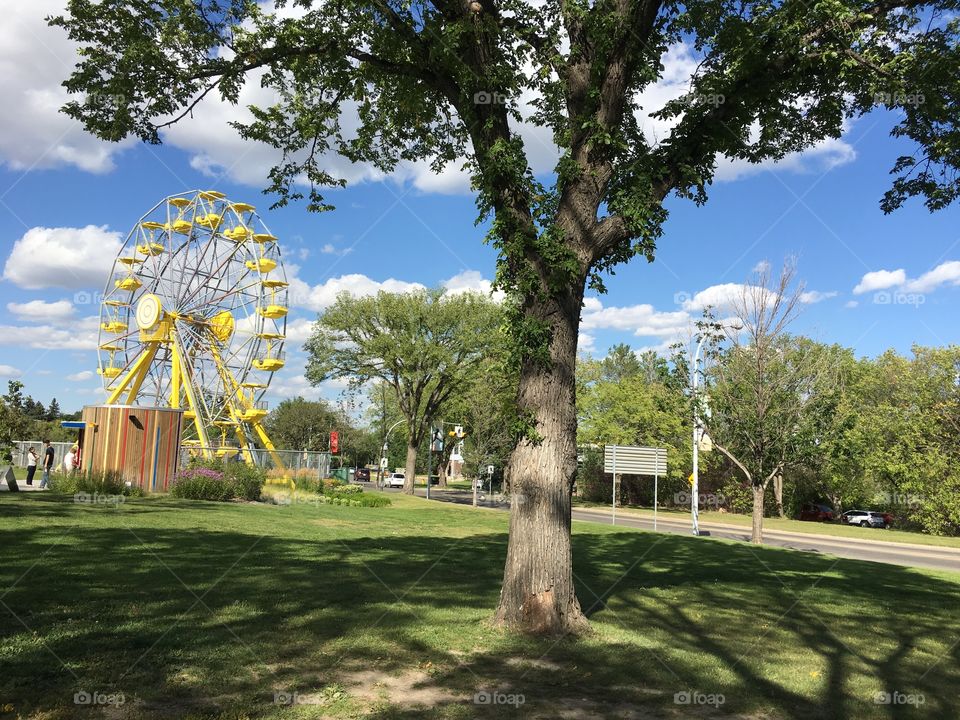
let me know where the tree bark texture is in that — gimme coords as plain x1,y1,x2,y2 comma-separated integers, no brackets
752,484,765,544
403,442,418,495
493,285,589,635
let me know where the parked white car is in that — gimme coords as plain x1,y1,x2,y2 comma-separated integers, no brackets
385,472,406,489
840,510,887,528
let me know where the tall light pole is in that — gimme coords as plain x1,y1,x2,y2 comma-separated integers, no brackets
379,419,405,489
691,334,708,537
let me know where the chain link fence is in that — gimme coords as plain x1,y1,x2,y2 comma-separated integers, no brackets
12,441,74,469
179,446,332,477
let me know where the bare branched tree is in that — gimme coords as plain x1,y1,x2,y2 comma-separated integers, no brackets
701,261,832,543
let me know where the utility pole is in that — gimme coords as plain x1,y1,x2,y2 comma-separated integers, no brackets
377,383,387,488
691,335,708,537
425,429,432,501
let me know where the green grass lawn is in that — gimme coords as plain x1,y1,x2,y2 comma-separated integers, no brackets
1,492,958,719
573,498,960,549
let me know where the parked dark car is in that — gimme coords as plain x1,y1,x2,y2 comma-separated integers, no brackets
354,467,371,482
799,503,835,522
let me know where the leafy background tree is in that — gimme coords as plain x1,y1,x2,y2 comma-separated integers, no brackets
264,397,378,467
305,289,502,493
577,345,691,505
0,381,75,461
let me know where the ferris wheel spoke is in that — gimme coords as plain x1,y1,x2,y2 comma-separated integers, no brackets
178,234,249,311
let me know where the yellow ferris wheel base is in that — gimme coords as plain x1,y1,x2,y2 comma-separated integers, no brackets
101,293,285,470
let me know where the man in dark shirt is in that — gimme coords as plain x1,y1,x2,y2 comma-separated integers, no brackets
40,440,55,489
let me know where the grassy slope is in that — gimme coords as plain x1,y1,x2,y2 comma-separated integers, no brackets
573,499,960,549
1,492,958,719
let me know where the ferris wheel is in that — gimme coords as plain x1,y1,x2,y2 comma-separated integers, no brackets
96,190,288,463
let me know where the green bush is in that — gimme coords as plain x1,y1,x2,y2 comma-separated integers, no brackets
294,477,323,493
718,476,753,514
576,449,610,503
223,462,266,501
322,478,344,492
49,470,144,497
326,483,363,496
48,473,78,495
327,491,390,507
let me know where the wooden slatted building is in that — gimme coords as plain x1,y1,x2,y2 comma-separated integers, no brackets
76,405,184,492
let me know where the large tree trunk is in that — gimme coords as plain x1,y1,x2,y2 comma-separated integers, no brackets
773,471,785,518
493,285,588,635
403,442,417,495
751,484,765,544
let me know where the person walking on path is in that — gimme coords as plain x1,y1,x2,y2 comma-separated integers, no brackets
39,440,54,489
25,447,38,485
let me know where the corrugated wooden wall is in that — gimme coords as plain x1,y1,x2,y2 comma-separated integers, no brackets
80,406,184,491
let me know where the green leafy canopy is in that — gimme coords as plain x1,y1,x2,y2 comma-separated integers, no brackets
52,0,960,319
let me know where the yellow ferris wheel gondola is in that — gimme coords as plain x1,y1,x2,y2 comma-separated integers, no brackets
95,190,290,467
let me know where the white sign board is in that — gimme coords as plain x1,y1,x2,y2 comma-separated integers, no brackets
486,465,494,475
603,445,667,476
604,445,668,528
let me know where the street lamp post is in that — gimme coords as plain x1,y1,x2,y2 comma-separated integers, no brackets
691,335,708,537
379,419,406,489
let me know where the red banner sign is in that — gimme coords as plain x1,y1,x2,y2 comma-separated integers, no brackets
330,431,339,454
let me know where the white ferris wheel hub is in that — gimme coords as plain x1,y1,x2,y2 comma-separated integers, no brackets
136,293,163,330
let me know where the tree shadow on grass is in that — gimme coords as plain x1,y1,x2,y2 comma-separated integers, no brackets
0,501,958,719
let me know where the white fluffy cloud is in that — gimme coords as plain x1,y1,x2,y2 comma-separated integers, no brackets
284,317,315,345
7,299,76,322
441,270,506,301
852,262,960,296
287,272,426,312
3,225,124,290
66,370,94,381
902,261,960,293
715,136,856,182
580,298,690,339
0,1,133,173
0,364,23,378
0,321,98,350
442,270,493,296
681,283,777,312
265,372,350,402
578,332,597,354
853,269,906,294
285,268,504,313
799,290,838,304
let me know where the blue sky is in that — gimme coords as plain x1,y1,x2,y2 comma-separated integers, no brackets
1,2,958,414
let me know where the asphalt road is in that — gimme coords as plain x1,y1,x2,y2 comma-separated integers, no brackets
374,484,960,574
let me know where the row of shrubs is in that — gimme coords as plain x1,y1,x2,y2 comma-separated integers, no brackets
170,460,265,502
49,461,388,508
309,493,390,508
274,475,391,507
49,470,144,497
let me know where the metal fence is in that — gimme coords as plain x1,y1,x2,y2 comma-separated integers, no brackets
178,447,332,477
14,440,333,479
11,441,74,470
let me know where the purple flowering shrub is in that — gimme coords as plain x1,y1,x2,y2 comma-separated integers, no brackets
170,458,265,502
